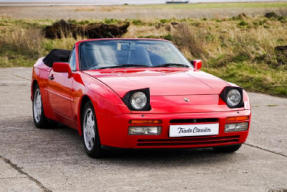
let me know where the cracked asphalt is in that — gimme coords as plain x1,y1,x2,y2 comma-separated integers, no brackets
0,67,286,192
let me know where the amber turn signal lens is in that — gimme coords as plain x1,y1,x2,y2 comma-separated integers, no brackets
129,119,162,124
226,116,249,122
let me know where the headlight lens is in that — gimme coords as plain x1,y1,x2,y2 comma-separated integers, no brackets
130,91,147,110
122,88,151,111
226,89,242,107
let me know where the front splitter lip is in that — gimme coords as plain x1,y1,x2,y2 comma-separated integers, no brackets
101,142,244,151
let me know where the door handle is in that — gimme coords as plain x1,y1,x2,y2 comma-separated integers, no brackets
48,74,54,80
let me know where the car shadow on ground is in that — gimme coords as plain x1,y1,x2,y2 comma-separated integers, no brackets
52,123,241,167
101,148,240,167
1,118,243,167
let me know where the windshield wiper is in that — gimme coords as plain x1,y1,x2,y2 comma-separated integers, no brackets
97,64,150,69
153,63,190,68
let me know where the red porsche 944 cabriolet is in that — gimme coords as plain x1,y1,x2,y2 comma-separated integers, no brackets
31,38,251,158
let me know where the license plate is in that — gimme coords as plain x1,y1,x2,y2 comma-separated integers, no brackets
169,123,219,137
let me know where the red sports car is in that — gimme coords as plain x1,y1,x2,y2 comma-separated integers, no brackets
31,38,251,158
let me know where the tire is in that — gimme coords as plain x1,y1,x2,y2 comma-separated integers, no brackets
32,84,49,128
82,101,104,158
213,144,242,153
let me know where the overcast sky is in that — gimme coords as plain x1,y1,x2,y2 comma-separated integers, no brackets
0,0,286,4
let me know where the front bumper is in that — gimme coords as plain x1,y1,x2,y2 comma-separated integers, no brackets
98,109,251,149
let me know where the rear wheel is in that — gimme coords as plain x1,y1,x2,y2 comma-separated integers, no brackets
32,85,48,128
82,101,104,158
213,144,242,153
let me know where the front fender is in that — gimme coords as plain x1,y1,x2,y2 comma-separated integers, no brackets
74,72,129,135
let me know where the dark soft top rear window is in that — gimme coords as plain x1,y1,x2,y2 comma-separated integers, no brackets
43,49,71,67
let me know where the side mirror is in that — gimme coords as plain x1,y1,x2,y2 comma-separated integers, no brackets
191,60,202,71
52,62,72,78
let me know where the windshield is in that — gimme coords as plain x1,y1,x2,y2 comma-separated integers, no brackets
79,40,192,70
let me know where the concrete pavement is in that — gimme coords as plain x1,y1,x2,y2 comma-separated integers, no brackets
0,67,286,192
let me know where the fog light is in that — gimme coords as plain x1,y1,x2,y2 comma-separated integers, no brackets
225,122,249,132
128,126,161,135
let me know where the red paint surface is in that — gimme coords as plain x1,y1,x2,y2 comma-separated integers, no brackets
31,39,251,149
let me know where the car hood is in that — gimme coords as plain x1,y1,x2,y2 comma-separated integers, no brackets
84,68,229,97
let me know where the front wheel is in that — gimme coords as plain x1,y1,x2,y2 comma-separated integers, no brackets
213,144,242,153
82,101,104,158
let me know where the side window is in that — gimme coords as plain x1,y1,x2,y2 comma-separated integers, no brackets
69,49,76,71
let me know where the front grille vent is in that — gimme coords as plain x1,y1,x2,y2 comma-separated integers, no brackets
137,135,240,146
170,118,218,124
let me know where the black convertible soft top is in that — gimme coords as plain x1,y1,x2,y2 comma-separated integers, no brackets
43,49,71,67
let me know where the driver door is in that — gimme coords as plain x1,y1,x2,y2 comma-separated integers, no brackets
47,49,76,120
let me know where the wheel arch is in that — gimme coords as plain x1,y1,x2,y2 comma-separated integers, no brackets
31,80,38,101
77,95,97,136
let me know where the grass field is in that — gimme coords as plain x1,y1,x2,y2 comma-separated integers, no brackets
0,9,287,96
